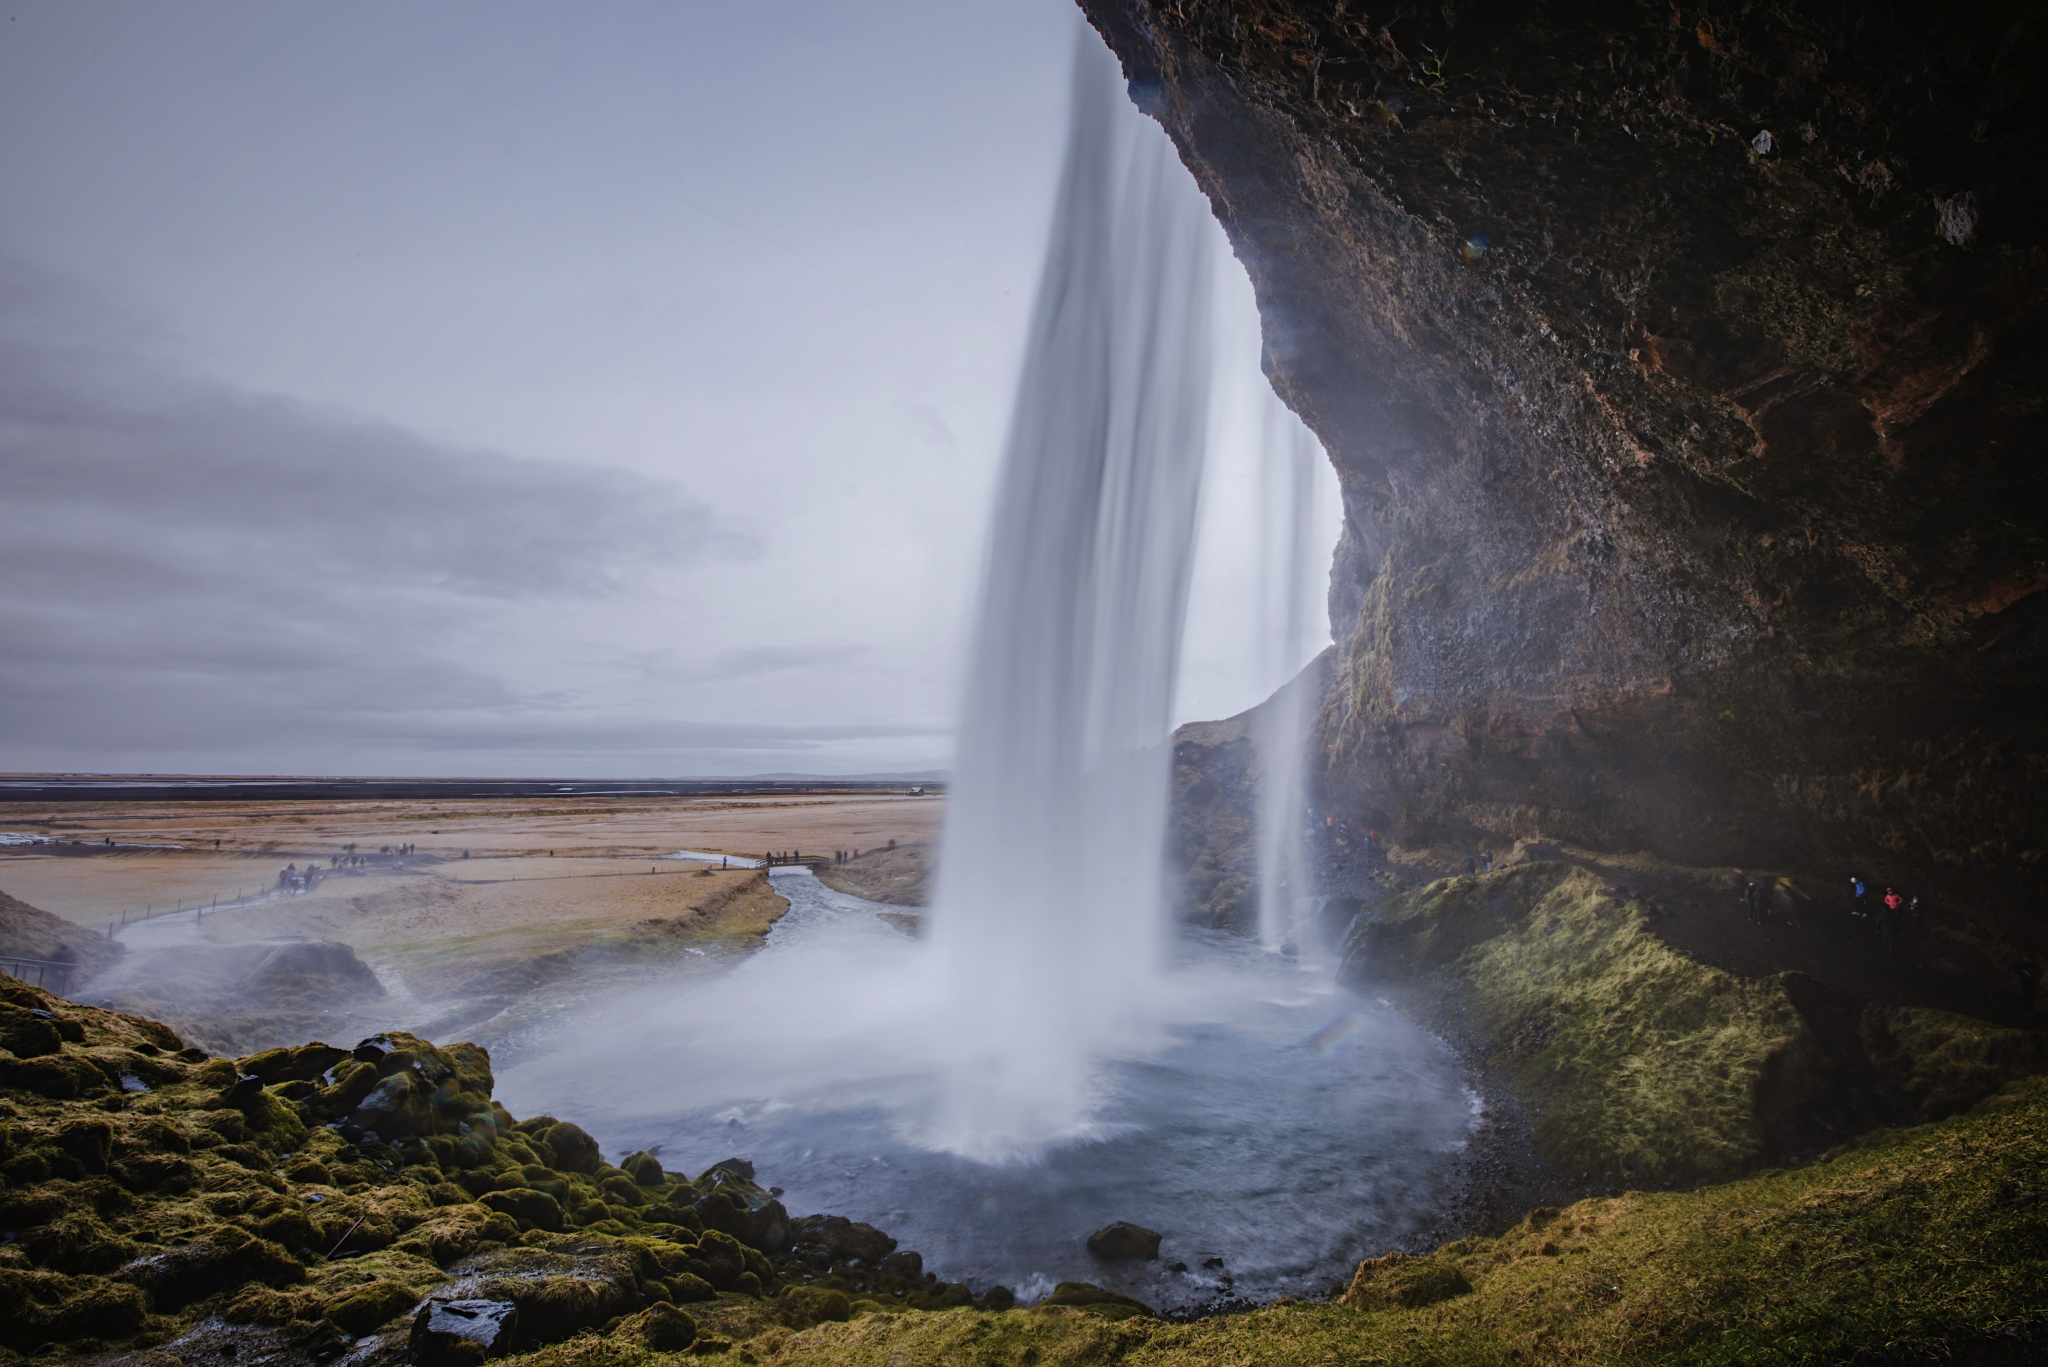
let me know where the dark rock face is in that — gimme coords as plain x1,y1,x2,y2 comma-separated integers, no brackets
1169,711,1258,931
1084,1,2046,915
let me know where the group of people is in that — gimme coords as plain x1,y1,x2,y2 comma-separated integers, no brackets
275,861,318,892
1849,874,1924,956
1732,870,1924,957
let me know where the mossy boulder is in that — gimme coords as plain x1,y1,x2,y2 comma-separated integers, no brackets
785,1213,894,1265
323,1278,420,1336
1085,1220,1161,1260
611,1302,696,1350
0,1003,63,1058
464,1246,640,1341
239,1043,350,1085
0,1269,147,1349
1339,1251,1473,1310
115,1224,304,1309
480,1188,564,1234
538,1121,601,1175
621,1150,665,1186
21,1210,138,1274
0,1053,107,1099
237,1088,309,1151
779,1285,852,1324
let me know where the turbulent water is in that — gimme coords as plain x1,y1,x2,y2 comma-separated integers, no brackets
500,870,1478,1309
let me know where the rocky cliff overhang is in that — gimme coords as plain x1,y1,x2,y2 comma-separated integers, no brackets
1085,0,2046,908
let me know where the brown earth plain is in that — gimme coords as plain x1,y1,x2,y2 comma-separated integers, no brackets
0,792,939,1058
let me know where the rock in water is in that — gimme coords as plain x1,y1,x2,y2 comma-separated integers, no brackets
245,940,385,1006
410,1298,518,1365
1086,1221,1162,1260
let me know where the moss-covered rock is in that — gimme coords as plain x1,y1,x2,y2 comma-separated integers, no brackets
323,1278,421,1336
0,1052,106,1099
1865,1007,2048,1122
620,1151,664,1187
0,1269,147,1349
538,1121,600,1175
611,1302,696,1350
1337,1250,1472,1310
0,1003,64,1059
1346,865,1814,1183
1041,1280,1155,1319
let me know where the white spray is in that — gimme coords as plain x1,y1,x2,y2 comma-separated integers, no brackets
922,29,1214,1156
500,31,1236,1166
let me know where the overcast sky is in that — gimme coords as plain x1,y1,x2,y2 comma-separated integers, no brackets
0,0,1334,778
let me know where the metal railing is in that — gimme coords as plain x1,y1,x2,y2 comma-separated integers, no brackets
0,957,73,993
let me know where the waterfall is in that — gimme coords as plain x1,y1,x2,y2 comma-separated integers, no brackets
1253,403,1325,954
921,29,1214,1158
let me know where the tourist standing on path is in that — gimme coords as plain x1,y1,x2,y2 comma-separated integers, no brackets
1878,888,1903,956
1850,875,1869,920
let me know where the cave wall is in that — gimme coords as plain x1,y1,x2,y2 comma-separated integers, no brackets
1083,0,2047,909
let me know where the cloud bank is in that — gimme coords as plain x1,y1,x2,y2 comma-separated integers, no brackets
0,261,936,774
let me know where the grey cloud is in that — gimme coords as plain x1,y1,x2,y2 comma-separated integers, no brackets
617,643,868,685
0,260,778,768
0,264,754,603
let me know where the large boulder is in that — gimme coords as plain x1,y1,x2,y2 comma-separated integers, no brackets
410,1299,519,1365
1086,1221,1162,1261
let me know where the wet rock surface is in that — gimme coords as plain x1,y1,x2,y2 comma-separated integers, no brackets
1084,0,2047,952
409,1298,520,1364
1086,1220,1163,1261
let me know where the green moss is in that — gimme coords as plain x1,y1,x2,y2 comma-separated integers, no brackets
323,1278,420,1336
1347,865,1811,1183
240,1087,310,1151
1866,1007,2047,1121
612,1302,696,1350
1041,1281,1154,1319
1338,1251,1473,1310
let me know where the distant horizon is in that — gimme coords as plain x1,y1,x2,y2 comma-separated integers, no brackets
0,770,950,784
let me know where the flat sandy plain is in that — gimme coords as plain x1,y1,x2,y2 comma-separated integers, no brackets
0,790,942,1055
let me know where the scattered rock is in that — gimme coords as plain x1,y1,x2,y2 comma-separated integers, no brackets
410,1298,519,1365
1086,1220,1162,1260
